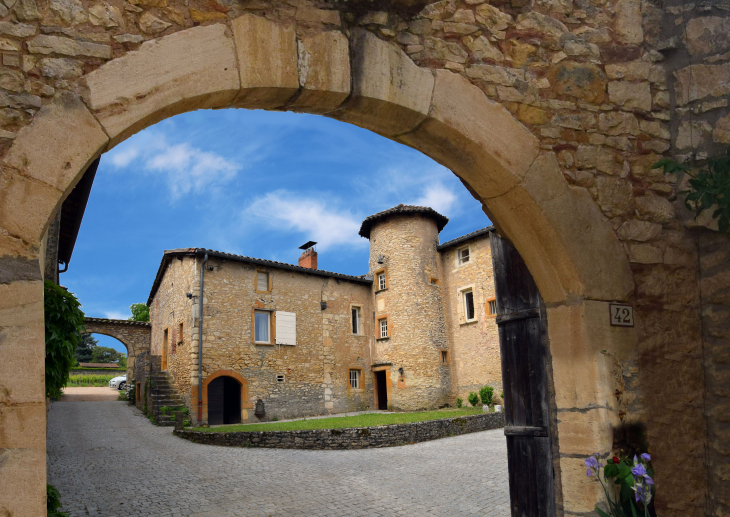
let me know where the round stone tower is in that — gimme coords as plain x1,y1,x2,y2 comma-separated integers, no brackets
359,204,451,411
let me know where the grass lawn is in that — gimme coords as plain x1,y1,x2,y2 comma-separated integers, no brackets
194,407,487,433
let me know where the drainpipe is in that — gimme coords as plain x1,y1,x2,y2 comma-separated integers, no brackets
197,252,208,423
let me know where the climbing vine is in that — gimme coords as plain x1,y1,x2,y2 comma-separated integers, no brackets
44,280,85,400
653,147,730,233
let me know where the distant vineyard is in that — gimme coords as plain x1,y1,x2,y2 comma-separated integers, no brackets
66,375,118,387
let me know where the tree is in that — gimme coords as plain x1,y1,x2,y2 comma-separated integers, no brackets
75,333,98,364
44,280,85,399
129,303,150,322
118,353,127,369
90,346,122,364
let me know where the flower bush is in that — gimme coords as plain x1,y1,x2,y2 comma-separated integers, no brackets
585,452,656,517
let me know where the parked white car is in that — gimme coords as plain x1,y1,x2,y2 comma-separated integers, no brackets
109,375,126,390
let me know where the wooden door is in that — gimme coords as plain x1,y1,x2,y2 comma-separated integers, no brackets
208,377,224,425
161,328,169,370
375,371,388,410
490,231,556,517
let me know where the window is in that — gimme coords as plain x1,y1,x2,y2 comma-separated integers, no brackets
457,246,470,265
463,289,475,321
178,322,184,343
256,270,270,292
441,351,448,363
430,277,439,285
254,310,270,343
378,272,386,290
275,311,296,345
349,369,360,389
487,298,497,317
379,318,388,338
351,306,362,335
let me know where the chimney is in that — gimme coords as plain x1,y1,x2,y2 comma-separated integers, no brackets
298,241,318,269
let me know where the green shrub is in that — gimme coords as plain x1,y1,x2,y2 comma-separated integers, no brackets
467,392,480,407
455,397,463,408
44,281,85,400
479,386,494,406
126,385,136,403
47,484,68,517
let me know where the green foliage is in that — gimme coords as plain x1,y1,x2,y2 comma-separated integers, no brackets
66,374,117,387
456,397,463,408
272,416,279,421
118,354,127,369
160,406,189,414
479,385,494,406
44,281,85,400
653,147,730,232
129,303,150,322
467,391,480,407
90,346,122,364
47,484,69,517
75,333,97,364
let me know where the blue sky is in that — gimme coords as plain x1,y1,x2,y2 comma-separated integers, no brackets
63,109,491,353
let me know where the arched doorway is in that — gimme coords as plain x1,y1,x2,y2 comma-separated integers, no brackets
0,13,638,516
202,370,250,425
207,376,242,426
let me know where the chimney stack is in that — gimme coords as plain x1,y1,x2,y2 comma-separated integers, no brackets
298,241,318,269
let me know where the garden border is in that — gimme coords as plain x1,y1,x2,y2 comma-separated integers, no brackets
173,412,505,450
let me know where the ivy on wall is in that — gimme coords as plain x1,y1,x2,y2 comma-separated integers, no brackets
654,147,730,232
44,280,85,400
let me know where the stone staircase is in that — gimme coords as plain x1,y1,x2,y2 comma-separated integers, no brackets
147,359,187,426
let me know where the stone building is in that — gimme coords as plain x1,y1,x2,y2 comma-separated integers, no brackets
140,205,501,425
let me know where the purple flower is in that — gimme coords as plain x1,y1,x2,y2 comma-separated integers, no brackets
586,468,592,477
645,475,654,485
641,453,651,462
585,456,599,469
632,463,647,477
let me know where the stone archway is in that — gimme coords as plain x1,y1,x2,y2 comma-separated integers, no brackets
0,14,636,516
83,318,151,380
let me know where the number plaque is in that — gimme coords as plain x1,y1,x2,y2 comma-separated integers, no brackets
609,304,634,327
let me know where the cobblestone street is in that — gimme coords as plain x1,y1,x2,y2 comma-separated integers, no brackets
48,401,510,517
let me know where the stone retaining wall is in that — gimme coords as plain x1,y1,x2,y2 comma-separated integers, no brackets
173,412,504,450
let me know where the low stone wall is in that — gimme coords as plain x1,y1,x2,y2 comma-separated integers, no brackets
174,412,505,450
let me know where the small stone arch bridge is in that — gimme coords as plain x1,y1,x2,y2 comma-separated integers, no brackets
83,318,151,380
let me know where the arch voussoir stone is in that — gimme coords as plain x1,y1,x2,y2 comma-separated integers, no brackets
82,23,240,149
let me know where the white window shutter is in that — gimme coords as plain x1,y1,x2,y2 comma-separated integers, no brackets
275,311,296,345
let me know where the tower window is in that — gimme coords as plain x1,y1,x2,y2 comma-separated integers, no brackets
351,306,362,335
441,351,448,363
349,369,360,389
379,318,388,338
487,298,497,317
457,246,470,266
378,273,386,290
462,289,475,322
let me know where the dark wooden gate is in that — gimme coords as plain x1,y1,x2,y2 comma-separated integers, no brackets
490,231,557,517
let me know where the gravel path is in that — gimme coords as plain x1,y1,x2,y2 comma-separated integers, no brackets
48,401,510,517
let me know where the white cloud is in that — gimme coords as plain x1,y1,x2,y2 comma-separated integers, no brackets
409,183,458,216
106,132,242,197
103,310,129,320
244,191,365,251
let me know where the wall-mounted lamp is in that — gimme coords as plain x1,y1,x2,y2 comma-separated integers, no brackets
398,367,404,377
186,293,193,299
320,301,327,311
377,255,385,264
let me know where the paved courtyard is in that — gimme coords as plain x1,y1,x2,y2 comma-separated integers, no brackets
48,400,510,517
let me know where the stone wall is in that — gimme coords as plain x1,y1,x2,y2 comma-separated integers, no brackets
174,411,505,449
439,232,502,402
368,213,452,410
